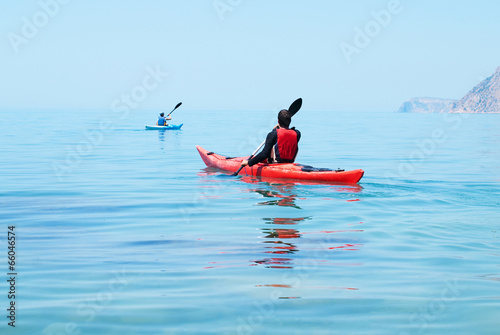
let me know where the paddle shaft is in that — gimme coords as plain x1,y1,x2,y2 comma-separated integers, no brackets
232,140,265,176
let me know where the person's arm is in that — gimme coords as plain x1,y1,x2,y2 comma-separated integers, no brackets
294,128,301,142
166,116,172,120
242,130,277,167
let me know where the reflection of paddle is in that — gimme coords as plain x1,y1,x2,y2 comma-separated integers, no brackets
232,98,302,176
167,102,182,117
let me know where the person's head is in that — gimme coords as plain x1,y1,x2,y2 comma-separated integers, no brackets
160,112,164,117
278,109,291,128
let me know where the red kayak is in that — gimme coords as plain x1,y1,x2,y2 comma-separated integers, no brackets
196,145,364,184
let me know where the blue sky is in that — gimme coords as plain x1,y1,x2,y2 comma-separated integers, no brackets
1,0,499,112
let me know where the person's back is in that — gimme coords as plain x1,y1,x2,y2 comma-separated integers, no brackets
157,112,171,126
242,109,300,167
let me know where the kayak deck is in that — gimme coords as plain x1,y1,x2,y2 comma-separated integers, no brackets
196,145,364,184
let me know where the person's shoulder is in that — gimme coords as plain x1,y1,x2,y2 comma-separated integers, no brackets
267,128,278,139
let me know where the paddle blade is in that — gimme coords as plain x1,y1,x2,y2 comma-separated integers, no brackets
288,98,302,117
168,102,183,116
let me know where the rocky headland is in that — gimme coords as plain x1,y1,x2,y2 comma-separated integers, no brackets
397,97,455,113
398,67,500,113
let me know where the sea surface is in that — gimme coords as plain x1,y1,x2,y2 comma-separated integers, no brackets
1,109,499,335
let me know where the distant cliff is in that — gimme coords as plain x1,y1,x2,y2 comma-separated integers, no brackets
397,97,455,113
398,67,500,113
450,67,500,113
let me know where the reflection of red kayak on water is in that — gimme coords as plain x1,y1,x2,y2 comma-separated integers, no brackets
196,145,364,184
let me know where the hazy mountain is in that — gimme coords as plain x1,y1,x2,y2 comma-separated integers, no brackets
398,67,500,113
397,97,455,113
450,67,500,113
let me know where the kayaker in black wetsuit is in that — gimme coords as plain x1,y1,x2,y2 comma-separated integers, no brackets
156,112,172,126
240,109,301,167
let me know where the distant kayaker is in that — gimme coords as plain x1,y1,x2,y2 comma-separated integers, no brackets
156,112,171,126
240,109,301,167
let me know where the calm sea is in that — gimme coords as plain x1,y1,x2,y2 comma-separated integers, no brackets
0,109,499,335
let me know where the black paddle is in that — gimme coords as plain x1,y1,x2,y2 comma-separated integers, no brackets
232,98,302,176
167,102,182,117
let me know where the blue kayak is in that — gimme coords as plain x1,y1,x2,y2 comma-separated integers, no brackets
145,124,183,130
